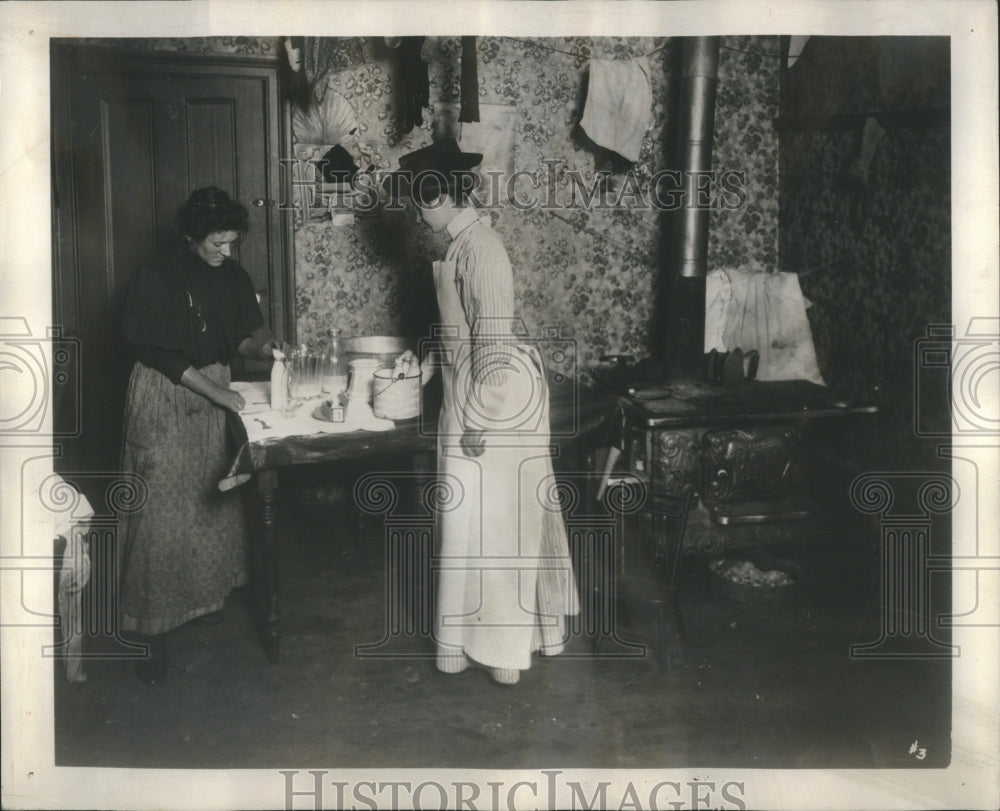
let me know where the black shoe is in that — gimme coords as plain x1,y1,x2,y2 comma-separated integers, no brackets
134,649,169,685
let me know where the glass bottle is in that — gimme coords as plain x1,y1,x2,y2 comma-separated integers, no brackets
321,328,348,397
270,346,288,412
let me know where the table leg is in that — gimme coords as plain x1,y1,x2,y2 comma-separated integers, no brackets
257,468,280,663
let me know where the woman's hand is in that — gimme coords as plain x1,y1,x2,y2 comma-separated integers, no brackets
460,428,486,458
215,387,246,412
180,366,245,412
254,337,281,361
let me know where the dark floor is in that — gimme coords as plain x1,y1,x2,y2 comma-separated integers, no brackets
54,495,952,771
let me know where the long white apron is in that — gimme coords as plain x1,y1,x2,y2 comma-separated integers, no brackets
432,259,579,672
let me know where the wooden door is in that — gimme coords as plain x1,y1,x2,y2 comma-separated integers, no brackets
52,43,293,475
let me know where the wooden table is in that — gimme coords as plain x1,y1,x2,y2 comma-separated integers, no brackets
223,383,619,663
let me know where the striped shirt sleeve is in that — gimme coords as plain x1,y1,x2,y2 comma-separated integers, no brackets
455,230,520,426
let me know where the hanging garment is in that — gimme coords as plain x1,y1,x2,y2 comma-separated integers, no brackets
705,269,825,384
302,37,366,89
399,37,430,133
579,56,653,163
51,476,94,683
431,209,579,673
459,36,480,123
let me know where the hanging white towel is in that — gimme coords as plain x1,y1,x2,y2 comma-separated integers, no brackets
51,476,94,683
705,269,825,385
579,57,653,163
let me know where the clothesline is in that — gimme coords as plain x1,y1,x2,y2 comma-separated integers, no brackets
547,210,656,255
504,36,781,61
311,36,778,81
498,36,668,61
551,209,851,280
794,255,847,277
719,43,782,59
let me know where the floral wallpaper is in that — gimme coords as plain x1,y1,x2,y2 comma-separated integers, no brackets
293,35,781,381
79,35,782,382
85,37,278,57
779,37,950,468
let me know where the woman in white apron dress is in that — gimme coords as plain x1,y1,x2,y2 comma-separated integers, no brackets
393,140,579,684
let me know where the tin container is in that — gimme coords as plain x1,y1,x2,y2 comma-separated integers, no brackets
372,369,422,420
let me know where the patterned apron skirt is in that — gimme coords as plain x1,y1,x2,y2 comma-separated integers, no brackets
118,361,248,635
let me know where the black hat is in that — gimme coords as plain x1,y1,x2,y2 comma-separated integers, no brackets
399,137,482,173
384,138,482,201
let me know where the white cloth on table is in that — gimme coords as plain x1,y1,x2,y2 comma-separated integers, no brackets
218,383,395,492
579,56,653,163
705,269,825,384
232,382,394,443
51,475,94,683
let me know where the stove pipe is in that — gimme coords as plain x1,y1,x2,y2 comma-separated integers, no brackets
663,37,720,383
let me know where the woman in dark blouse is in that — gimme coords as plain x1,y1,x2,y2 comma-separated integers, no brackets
119,187,275,685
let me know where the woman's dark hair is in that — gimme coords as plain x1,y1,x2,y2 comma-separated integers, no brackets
178,187,249,242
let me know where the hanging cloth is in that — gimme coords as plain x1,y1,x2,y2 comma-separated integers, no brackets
303,37,366,88
579,56,653,163
705,269,825,384
459,36,480,123
50,475,94,683
399,36,430,133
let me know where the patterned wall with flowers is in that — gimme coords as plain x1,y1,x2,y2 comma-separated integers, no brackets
294,36,781,379
87,36,781,380
779,37,950,468
88,36,277,57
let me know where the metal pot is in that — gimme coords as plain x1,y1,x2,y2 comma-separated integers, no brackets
342,335,413,369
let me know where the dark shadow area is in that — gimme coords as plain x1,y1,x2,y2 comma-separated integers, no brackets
54,489,951,770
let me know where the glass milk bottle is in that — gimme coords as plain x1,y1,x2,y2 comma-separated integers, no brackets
270,347,288,412
321,328,348,398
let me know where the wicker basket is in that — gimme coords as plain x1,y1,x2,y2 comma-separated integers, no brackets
372,369,421,420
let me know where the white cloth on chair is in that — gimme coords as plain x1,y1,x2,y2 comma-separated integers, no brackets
52,477,94,683
705,269,825,384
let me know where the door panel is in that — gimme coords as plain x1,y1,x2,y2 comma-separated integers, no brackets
52,44,292,474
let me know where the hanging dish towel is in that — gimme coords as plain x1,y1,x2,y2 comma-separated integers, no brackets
705,269,825,384
579,57,653,163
